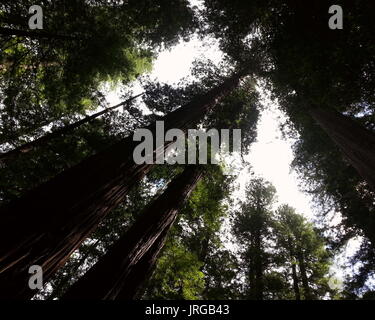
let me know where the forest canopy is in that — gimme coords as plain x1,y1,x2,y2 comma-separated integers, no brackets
0,0,374,301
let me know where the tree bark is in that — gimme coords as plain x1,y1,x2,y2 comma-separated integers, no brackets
291,261,301,300
199,235,211,263
287,236,301,300
247,205,264,300
117,227,170,300
248,256,256,299
309,108,375,191
0,27,81,41
297,251,312,300
0,93,144,164
61,166,203,300
0,70,246,299
254,228,263,300
47,238,101,301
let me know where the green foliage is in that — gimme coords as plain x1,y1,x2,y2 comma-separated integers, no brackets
275,205,335,299
144,240,205,300
233,179,335,300
2,0,369,300
0,0,196,142
203,0,375,294
144,165,237,300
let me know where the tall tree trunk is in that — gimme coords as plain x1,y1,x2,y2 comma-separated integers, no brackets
0,70,246,299
117,224,170,300
288,237,300,300
248,256,256,299
297,251,312,300
0,93,144,164
199,234,210,295
291,261,301,300
62,166,203,300
309,108,375,190
47,238,101,301
0,27,80,41
199,235,211,263
254,229,263,300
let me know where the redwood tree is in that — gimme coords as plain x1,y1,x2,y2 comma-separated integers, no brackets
0,69,248,299
62,165,203,300
203,0,375,190
308,108,375,191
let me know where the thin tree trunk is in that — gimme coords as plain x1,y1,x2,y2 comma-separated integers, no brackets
309,108,375,190
62,166,203,300
0,93,144,164
199,235,211,263
199,234,210,295
291,262,301,300
254,229,263,300
297,251,312,300
0,27,81,41
0,70,246,299
118,224,170,300
287,237,301,300
0,60,60,72
248,263,254,299
47,238,101,301
249,204,264,300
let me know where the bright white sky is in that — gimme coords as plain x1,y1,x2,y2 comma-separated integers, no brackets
145,37,316,219
105,34,319,220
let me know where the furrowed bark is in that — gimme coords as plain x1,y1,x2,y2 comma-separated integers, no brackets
117,227,170,300
62,166,203,300
0,70,246,299
309,108,375,191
